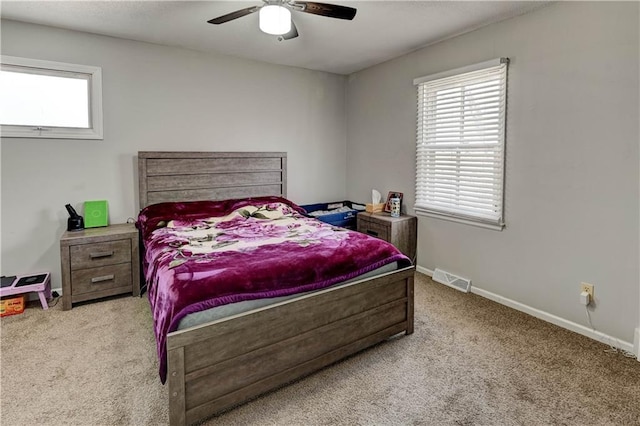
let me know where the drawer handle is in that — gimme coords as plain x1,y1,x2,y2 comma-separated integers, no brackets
366,230,379,237
90,251,114,259
91,274,115,283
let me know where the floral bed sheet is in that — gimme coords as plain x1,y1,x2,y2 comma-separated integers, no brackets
137,196,411,382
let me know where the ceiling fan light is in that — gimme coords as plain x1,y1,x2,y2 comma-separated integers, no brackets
259,5,291,35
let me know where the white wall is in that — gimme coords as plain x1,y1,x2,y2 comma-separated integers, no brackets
346,2,639,344
0,20,348,288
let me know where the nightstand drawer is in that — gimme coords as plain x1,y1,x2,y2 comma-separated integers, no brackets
71,263,132,295
358,221,389,241
70,240,131,270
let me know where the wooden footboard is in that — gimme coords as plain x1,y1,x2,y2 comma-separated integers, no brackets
166,266,415,425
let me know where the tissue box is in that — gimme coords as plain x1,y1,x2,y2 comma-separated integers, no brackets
365,203,385,213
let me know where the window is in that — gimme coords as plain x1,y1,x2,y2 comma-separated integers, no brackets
0,55,103,139
414,58,508,230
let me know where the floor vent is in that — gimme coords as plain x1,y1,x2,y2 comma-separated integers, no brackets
432,268,471,293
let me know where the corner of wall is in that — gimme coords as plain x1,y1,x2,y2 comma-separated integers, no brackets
634,327,640,361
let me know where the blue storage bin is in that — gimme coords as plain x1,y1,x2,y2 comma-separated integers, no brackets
300,201,365,230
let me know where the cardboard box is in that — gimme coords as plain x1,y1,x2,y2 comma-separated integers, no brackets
0,295,25,317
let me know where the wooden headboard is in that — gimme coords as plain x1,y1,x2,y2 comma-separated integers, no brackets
138,151,287,209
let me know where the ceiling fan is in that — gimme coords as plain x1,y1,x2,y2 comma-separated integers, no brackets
207,0,357,41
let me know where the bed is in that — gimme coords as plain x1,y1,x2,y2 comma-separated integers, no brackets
137,151,415,426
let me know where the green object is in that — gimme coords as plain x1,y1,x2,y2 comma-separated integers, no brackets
83,200,108,228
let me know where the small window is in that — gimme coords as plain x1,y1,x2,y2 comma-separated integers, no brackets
414,58,508,230
0,55,103,139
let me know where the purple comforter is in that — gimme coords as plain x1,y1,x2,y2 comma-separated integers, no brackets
137,196,411,382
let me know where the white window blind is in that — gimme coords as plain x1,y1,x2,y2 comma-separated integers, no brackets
414,58,508,230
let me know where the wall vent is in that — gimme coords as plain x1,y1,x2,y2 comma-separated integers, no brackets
432,268,471,293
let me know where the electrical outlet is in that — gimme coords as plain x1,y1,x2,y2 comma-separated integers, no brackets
580,282,594,300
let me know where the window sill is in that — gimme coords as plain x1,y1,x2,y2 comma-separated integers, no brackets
1,126,103,140
415,209,505,231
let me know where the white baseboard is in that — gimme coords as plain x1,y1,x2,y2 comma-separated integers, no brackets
416,265,434,276
416,265,635,354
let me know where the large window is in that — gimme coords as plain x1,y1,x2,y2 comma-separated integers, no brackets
414,58,508,230
0,55,103,139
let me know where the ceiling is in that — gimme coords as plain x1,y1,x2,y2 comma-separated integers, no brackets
0,1,550,75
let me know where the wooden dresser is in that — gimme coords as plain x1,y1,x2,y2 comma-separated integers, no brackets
60,223,140,310
357,212,417,263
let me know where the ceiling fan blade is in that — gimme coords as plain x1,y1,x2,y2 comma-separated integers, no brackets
293,1,357,20
207,6,259,25
279,20,299,40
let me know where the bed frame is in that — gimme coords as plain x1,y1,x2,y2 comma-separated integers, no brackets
138,151,415,426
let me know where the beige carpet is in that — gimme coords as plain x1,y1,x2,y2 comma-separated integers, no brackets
1,273,639,425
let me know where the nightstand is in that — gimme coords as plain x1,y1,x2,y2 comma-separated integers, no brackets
60,223,140,310
357,212,417,262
